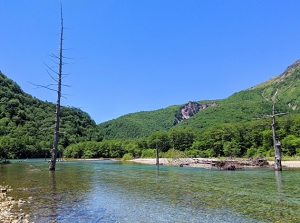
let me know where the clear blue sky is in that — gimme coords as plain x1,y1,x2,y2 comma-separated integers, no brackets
1,0,300,124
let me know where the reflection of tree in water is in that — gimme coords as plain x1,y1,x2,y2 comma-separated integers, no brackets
156,165,160,177
275,171,284,218
275,171,283,194
48,171,58,222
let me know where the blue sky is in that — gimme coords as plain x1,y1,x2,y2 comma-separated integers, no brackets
1,0,300,124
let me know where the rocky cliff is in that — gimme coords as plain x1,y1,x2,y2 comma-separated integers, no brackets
175,101,217,124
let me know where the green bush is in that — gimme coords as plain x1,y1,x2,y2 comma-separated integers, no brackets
266,149,275,157
246,147,257,157
82,149,97,159
141,149,156,158
122,153,134,161
199,149,214,158
184,149,201,158
256,146,267,157
223,140,241,157
161,149,185,158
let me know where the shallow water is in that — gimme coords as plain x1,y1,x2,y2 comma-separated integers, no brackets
1,159,300,222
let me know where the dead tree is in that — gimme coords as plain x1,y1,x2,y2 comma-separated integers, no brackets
155,142,159,165
49,7,64,171
260,89,287,171
271,103,283,171
30,6,69,170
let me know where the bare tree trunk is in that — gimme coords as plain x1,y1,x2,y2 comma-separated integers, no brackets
49,7,64,171
155,142,159,165
272,103,282,171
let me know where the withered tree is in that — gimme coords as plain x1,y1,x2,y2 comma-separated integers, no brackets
30,6,70,170
261,89,287,171
49,7,64,171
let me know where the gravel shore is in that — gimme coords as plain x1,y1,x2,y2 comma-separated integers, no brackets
268,160,300,168
129,158,300,169
0,185,30,223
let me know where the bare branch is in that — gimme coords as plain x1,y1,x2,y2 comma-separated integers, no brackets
46,69,58,82
274,112,288,116
256,123,271,127
48,53,59,60
29,82,58,92
44,63,59,76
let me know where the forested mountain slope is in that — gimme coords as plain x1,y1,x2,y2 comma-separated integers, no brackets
98,60,300,139
98,101,218,139
0,71,101,159
2,59,300,159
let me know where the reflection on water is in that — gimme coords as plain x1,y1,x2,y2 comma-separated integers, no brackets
1,159,300,222
48,171,57,222
275,171,283,197
274,171,284,220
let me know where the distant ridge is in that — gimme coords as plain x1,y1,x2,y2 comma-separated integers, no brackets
98,59,300,139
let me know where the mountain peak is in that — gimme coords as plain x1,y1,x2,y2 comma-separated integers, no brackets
253,59,300,89
280,59,300,79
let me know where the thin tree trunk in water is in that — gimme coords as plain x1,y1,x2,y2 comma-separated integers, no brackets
155,142,159,165
49,8,63,171
272,103,282,171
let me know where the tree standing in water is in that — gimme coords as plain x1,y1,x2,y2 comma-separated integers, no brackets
261,88,287,171
49,6,64,171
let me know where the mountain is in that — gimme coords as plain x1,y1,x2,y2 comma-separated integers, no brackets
98,60,300,139
2,59,300,159
0,71,101,159
97,101,218,139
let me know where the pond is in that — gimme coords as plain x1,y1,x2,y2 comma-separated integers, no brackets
1,159,300,222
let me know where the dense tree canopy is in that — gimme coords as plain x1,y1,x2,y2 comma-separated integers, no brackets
63,114,300,159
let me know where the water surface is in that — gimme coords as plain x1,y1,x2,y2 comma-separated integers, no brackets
1,159,300,222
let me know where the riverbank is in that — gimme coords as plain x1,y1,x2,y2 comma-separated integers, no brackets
129,158,300,169
268,160,300,168
0,185,30,223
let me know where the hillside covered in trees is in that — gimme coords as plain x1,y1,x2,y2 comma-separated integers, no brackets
0,71,101,159
2,59,300,160
98,60,300,139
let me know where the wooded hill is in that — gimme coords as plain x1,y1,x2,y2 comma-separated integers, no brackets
98,60,300,139
64,60,300,160
2,59,300,159
0,71,101,159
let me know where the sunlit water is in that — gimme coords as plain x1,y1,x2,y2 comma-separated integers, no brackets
1,159,300,222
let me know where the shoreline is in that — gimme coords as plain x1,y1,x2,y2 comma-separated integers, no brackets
128,158,300,169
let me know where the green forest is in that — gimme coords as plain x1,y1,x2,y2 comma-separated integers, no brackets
0,71,101,159
65,114,300,159
1,59,300,161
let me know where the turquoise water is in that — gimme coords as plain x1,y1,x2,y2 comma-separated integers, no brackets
1,159,300,222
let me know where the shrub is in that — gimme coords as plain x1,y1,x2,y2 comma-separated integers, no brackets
266,149,275,157
141,149,156,158
161,149,185,158
256,146,267,157
122,153,134,161
246,147,257,157
184,149,200,158
199,149,214,158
